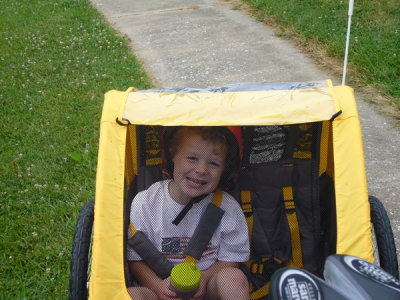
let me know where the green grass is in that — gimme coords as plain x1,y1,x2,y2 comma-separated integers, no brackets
242,0,400,110
0,0,152,298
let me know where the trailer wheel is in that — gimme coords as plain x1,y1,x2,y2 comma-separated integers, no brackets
369,195,399,279
69,200,95,300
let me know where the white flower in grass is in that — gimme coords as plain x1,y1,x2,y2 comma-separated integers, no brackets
32,232,38,238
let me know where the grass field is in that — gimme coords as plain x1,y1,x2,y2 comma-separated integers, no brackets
1,0,398,298
241,0,400,111
0,0,152,298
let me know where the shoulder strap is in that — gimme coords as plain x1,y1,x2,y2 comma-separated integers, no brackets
183,189,225,261
127,226,174,279
282,186,303,268
212,188,223,207
172,191,215,225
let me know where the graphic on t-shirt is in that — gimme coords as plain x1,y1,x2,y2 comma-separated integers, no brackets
162,237,215,260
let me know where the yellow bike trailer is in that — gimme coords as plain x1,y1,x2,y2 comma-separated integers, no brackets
69,80,398,299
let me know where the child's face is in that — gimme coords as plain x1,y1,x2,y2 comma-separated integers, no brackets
169,133,226,204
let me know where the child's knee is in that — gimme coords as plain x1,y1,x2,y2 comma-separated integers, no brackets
215,267,249,289
223,267,248,286
208,267,249,300
127,286,157,300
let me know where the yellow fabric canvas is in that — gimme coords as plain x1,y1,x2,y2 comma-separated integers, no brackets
90,89,131,299
88,82,373,299
122,81,339,126
331,85,373,261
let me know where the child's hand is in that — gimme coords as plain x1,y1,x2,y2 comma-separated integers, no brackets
154,277,179,300
190,276,208,300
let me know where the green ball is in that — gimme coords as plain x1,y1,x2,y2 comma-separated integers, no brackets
170,262,201,290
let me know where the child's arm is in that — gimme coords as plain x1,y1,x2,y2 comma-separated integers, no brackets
192,260,239,300
128,260,178,299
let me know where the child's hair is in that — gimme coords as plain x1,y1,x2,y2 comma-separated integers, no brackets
169,127,229,161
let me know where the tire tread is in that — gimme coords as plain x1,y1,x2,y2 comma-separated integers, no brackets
69,200,95,300
369,195,399,279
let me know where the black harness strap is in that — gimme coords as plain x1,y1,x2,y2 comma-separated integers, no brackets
184,202,224,260
283,125,299,159
127,230,174,279
172,194,207,225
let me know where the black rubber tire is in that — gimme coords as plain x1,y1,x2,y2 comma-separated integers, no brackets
69,200,95,300
369,195,399,279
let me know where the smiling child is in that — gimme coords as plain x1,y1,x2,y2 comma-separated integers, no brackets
127,127,250,300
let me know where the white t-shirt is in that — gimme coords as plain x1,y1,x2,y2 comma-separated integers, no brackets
127,180,250,271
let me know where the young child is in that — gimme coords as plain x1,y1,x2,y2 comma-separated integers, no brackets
127,127,250,300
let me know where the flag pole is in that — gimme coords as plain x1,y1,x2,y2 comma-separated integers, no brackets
342,0,354,85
